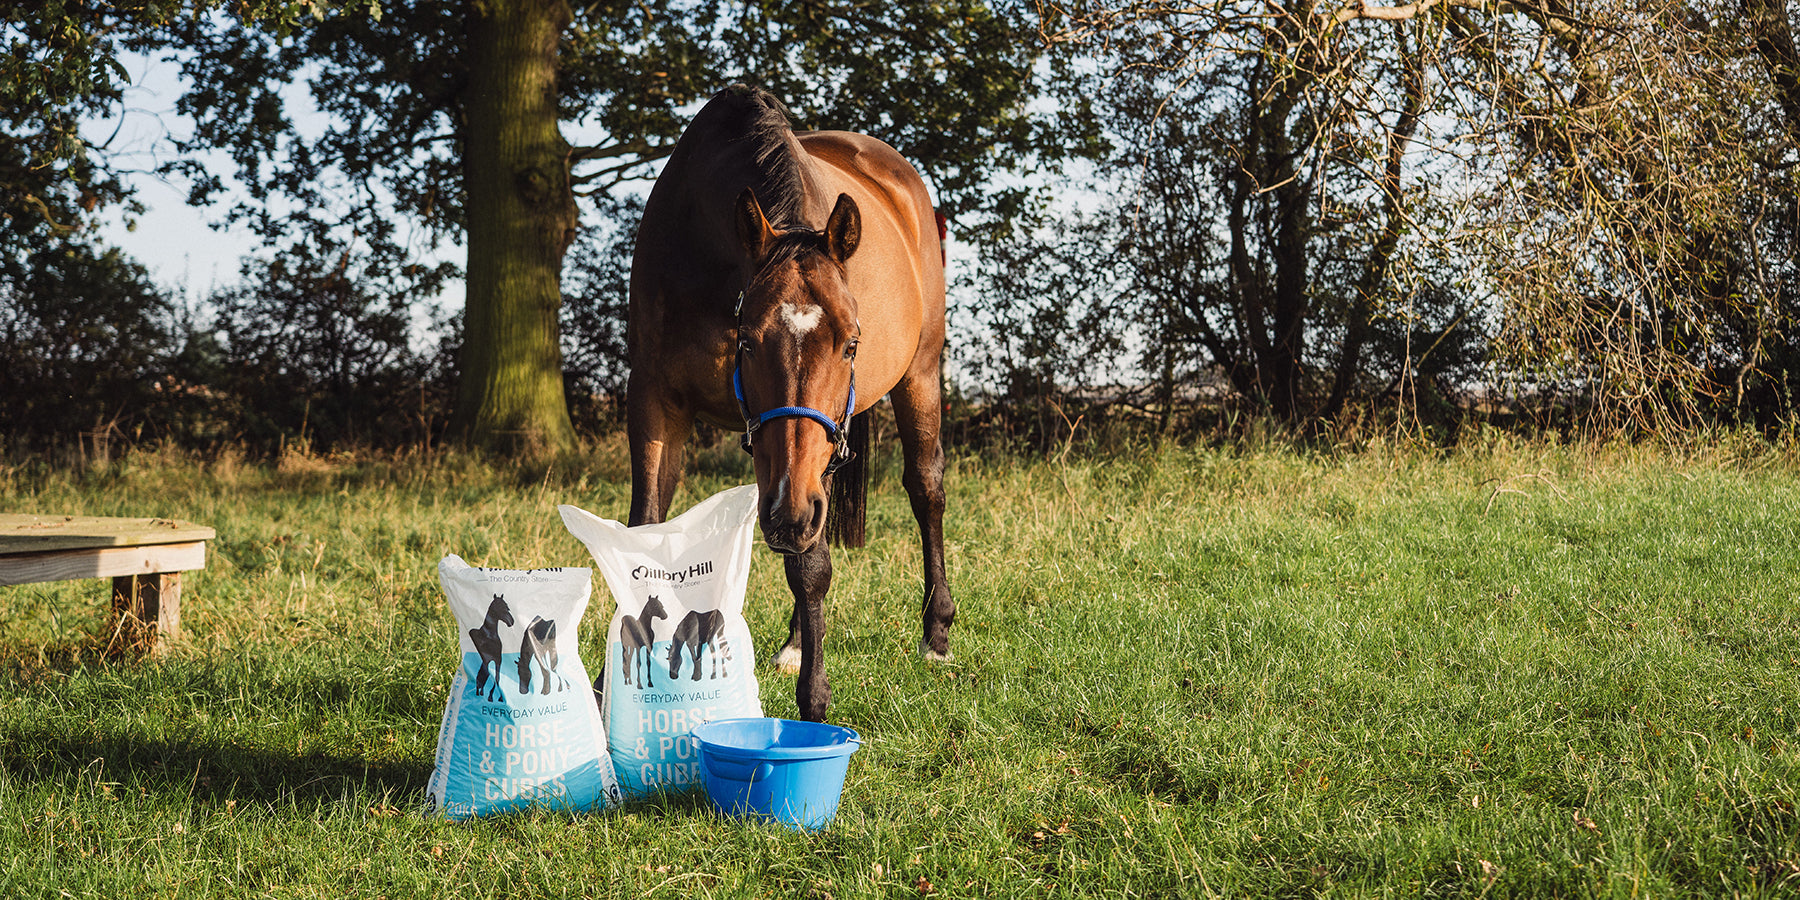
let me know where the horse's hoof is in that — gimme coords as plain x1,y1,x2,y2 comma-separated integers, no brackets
773,645,802,673
918,640,953,663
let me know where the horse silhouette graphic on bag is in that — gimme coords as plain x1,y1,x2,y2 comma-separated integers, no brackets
668,609,731,681
518,616,570,694
619,595,667,688
469,595,514,701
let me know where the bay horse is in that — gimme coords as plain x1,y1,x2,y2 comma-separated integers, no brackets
626,84,955,723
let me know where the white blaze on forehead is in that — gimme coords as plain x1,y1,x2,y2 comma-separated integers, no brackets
779,302,825,337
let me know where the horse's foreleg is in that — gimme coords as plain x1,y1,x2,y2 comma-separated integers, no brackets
484,662,506,702
892,372,956,662
775,607,803,673
783,542,833,722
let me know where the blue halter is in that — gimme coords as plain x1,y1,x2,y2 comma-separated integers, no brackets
734,367,855,442
732,292,858,474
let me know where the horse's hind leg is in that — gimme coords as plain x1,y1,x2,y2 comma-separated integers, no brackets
891,369,956,661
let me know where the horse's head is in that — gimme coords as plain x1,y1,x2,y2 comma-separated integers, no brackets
733,187,862,554
642,595,667,621
488,595,515,627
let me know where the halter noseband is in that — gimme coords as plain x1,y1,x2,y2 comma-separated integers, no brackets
732,289,858,475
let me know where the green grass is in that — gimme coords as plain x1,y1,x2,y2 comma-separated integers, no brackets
0,434,1796,898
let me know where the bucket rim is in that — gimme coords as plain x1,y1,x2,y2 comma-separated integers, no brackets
692,717,862,761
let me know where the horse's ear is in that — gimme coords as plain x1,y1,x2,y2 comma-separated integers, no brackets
826,193,861,263
736,188,775,258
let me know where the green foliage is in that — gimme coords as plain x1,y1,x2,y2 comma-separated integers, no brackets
0,238,174,450
0,1,377,240
0,1,428,455
0,440,1796,896
149,0,1095,291
138,0,1095,454
0,0,158,242
206,234,458,449
558,192,638,433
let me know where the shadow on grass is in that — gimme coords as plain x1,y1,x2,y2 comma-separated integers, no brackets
611,786,718,821
0,639,435,806
0,730,431,806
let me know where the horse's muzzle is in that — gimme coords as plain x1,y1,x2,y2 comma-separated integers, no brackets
759,486,826,555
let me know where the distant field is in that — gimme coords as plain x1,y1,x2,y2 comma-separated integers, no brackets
1,434,1796,898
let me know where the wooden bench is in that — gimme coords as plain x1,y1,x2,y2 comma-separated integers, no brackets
0,515,215,655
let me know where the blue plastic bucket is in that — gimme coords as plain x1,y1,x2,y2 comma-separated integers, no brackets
690,717,861,830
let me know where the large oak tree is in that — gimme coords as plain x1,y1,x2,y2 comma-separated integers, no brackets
150,0,1091,454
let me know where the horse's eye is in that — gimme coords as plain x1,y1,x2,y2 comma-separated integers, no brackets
737,339,754,357
843,340,859,361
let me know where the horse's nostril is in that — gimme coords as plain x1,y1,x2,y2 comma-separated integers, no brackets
811,495,827,534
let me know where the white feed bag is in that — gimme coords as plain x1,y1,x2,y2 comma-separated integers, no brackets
426,556,620,819
559,484,763,798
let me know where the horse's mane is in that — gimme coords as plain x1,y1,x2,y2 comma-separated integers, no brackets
720,83,810,230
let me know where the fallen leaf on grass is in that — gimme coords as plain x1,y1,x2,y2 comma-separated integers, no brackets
1573,811,1600,834
915,875,936,894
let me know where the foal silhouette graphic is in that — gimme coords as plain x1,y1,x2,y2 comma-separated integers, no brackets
619,595,667,688
470,594,514,702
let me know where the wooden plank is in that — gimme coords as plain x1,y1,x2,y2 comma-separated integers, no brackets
0,515,216,555
0,541,208,587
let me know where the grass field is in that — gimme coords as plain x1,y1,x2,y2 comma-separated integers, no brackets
1,432,1796,898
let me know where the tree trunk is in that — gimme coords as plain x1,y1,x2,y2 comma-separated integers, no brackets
1745,0,1800,141
453,0,579,456
1321,26,1424,420
1264,94,1309,422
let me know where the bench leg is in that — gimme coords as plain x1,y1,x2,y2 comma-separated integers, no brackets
110,572,182,655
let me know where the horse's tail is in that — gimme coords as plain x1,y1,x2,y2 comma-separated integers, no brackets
827,410,870,548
